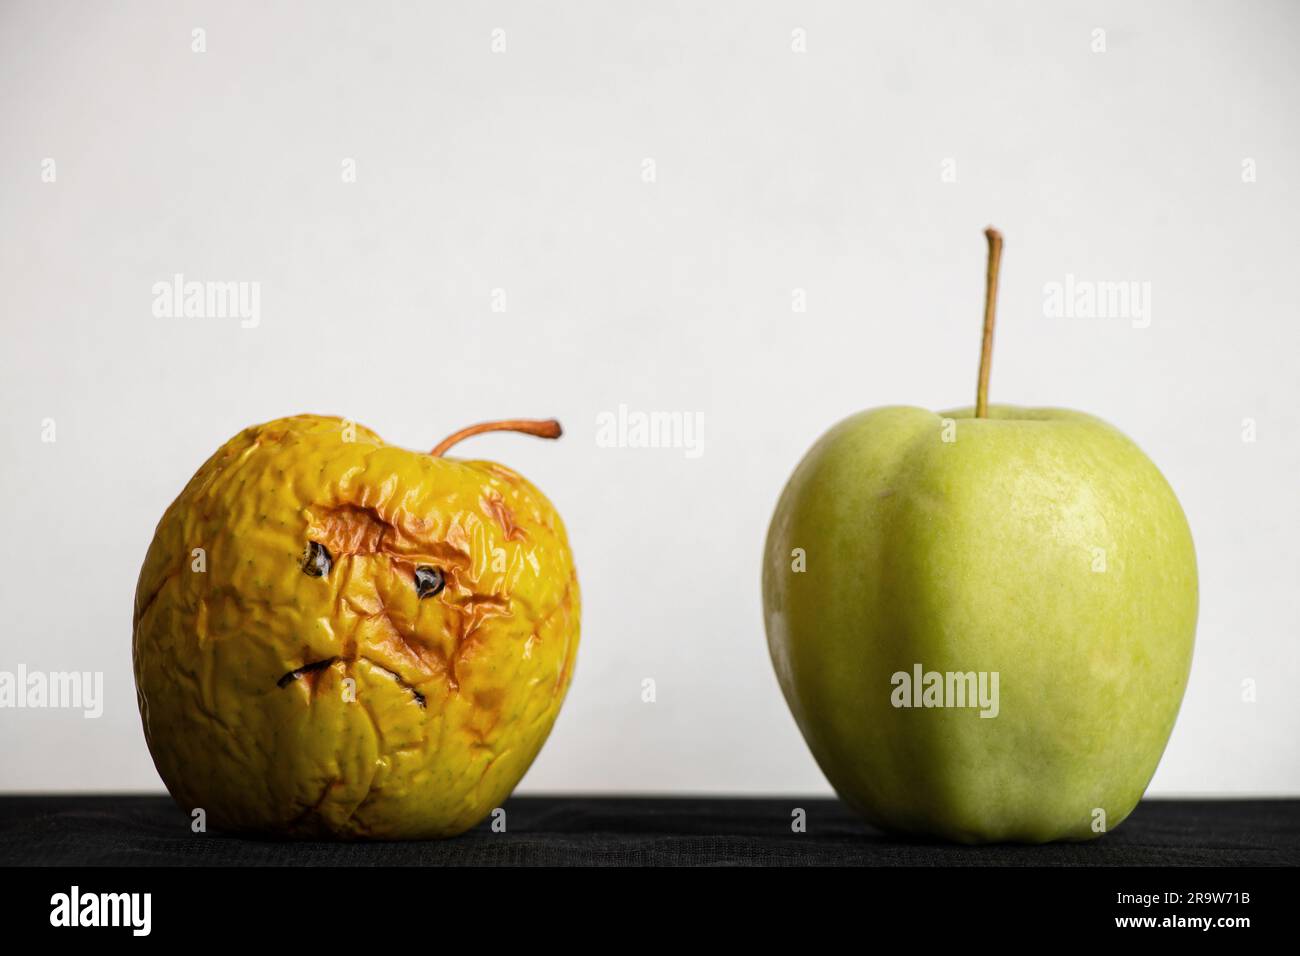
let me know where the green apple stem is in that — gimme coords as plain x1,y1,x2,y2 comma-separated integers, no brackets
976,227,1004,418
430,418,563,457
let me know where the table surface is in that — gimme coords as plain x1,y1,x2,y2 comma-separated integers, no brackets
1,795,1296,866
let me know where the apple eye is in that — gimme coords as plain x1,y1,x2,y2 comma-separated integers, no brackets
302,541,332,577
414,566,445,598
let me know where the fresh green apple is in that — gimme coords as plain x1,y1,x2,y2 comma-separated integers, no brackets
762,229,1196,843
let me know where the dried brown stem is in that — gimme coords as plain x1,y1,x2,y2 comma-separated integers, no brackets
430,419,563,457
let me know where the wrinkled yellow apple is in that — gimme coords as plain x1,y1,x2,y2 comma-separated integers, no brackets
133,415,580,839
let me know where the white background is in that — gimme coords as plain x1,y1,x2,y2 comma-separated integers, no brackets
2,1,1297,795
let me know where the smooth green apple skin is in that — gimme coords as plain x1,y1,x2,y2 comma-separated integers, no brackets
762,405,1197,844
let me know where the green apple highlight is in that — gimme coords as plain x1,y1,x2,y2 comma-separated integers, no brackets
762,230,1197,843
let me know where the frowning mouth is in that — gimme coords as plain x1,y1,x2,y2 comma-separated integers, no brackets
274,656,427,709
276,657,337,688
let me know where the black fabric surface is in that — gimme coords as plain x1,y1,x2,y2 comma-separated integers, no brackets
1,795,1296,866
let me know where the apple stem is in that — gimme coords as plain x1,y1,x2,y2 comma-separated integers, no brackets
430,418,563,457
976,227,1004,418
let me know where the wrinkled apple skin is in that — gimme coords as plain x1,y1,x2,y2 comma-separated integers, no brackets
134,415,579,839
762,405,1197,843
